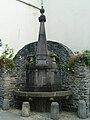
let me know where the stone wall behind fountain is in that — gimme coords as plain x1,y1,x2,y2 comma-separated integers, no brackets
0,41,90,116
13,41,73,89
0,41,73,107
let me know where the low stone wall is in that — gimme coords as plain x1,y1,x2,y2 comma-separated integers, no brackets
62,63,90,117
0,73,17,107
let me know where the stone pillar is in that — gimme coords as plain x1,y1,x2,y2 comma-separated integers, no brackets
35,69,38,86
50,102,59,120
78,100,87,119
46,69,49,84
2,98,10,110
21,102,30,117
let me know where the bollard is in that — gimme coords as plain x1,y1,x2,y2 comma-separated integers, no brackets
2,98,10,110
78,100,87,119
21,102,30,117
50,102,59,120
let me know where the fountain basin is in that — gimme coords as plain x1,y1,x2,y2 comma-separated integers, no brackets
13,90,72,98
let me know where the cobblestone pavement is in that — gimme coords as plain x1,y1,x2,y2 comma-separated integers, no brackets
0,108,90,120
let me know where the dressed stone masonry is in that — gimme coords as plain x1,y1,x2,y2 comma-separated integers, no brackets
50,102,59,120
21,102,30,117
2,98,10,110
78,100,87,119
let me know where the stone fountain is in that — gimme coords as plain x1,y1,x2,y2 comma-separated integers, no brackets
13,5,72,112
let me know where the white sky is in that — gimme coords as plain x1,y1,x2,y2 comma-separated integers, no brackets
44,0,90,52
0,0,40,55
0,0,90,55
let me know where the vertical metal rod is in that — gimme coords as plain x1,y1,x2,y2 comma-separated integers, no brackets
41,0,43,8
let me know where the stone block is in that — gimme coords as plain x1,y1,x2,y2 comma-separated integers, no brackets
50,102,59,120
2,98,10,110
21,102,30,117
78,100,87,119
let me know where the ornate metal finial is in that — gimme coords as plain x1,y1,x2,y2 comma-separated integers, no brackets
40,0,45,14
39,0,46,22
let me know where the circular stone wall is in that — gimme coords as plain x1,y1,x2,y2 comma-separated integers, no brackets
13,41,73,87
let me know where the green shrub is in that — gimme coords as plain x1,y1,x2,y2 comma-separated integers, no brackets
0,44,15,73
64,50,90,73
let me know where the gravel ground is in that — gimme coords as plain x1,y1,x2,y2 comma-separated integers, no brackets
0,108,90,120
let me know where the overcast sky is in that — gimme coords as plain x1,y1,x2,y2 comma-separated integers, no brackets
44,0,90,52
0,0,40,55
0,0,90,55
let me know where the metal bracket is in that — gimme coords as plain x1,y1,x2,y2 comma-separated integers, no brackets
16,0,40,10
